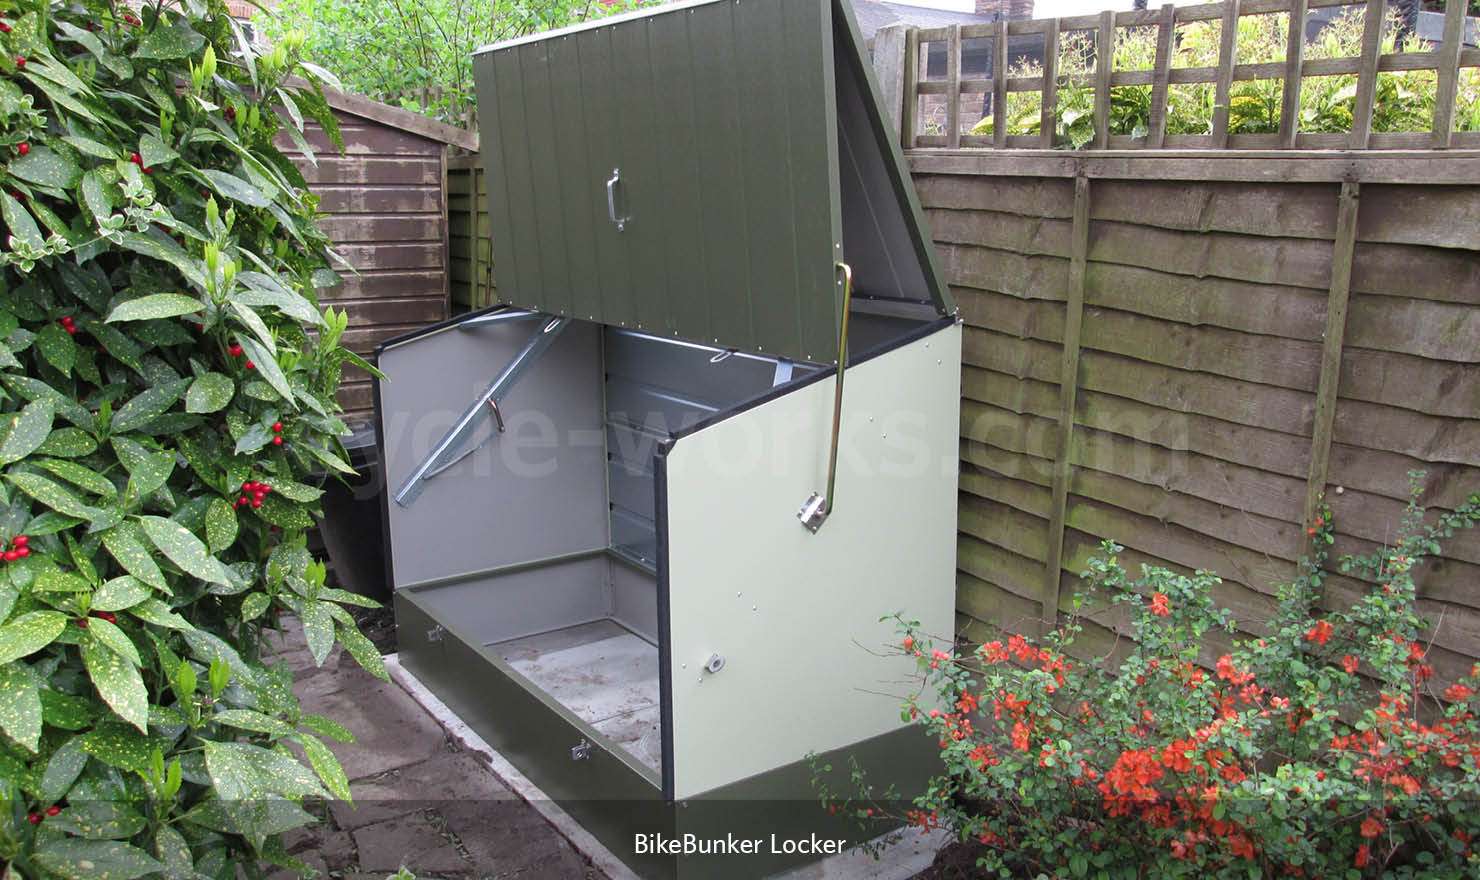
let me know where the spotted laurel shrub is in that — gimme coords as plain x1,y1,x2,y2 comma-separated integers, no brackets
0,2,384,876
844,476,1480,878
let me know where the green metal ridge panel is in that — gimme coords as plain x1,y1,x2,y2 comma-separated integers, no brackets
831,0,954,315
472,0,843,363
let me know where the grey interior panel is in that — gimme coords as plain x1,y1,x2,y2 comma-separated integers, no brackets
380,320,608,585
847,312,932,356
412,556,611,646
608,557,659,643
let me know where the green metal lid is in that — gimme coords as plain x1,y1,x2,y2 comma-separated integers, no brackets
472,0,951,364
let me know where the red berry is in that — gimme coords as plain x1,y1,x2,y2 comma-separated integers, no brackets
3,550,18,562
141,166,152,175
12,535,27,547
271,436,283,446
44,806,59,816
0,22,10,33
201,189,210,197
250,499,262,508
228,344,243,356
27,812,39,824
129,152,141,165
232,500,242,510
60,316,73,326
64,326,76,335
238,496,249,506
260,485,272,494
15,58,24,68
225,106,236,120
271,421,283,433
244,360,255,370
241,481,253,492
15,142,27,156
15,547,28,558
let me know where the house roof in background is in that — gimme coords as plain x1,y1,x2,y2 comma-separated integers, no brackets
848,0,994,35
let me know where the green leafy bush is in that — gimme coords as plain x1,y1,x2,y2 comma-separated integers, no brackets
840,476,1480,877
261,0,659,125
970,7,1479,147
0,1,386,876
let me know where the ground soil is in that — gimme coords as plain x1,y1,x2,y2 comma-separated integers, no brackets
349,602,397,656
911,840,991,879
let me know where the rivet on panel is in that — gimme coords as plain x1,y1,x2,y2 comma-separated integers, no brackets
752,605,757,612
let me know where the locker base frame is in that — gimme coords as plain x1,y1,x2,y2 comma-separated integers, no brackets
395,588,939,880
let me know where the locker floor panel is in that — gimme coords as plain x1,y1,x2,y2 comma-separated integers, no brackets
493,619,662,773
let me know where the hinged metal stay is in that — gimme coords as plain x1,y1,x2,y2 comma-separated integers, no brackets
393,315,571,508
798,262,854,534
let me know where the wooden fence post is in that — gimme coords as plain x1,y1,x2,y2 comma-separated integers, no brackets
872,23,910,143
1043,175,1091,630
1349,0,1384,149
1278,0,1307,148
1093,11,1115,150
947,24,963,148
992,20,1008,148
1301,181,1360,540
1432,0,1466,147
902,26,921,149
1146,4,1176,149
1211,0,1241,149
1041,19,1061,149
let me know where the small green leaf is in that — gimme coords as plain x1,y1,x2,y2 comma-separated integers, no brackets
128,598,192,630
34,838,163,880
185,372,233,413
233,421,273,455
45,801,148,840
86,621,143,667
34,323,76,374
34,570,92,592
197,169,269,207
255,494,313,529
205,498,238,554
8,471,100,521
40,736,89,802
140,515,238,589
0,610,67,664
240,592,269,621
83,638,148,732
0,662,41,752
39,690,96,731
300,713,356,744
301,601,334,666
153,825,193,880
212,708,292,737
138,133,178,168
8,145,82,190
34,427,98,458
134,16,206,59
0,398,56,466
111,378,189,434
335,620,388,680
102,531,166,591
298,731,353,801
105,293,203,323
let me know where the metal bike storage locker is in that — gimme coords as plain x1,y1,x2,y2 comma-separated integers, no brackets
374,1,959,876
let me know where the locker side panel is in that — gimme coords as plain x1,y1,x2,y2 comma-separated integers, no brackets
661,324,960,800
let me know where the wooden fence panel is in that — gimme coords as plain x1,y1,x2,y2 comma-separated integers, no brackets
925,163,1480,675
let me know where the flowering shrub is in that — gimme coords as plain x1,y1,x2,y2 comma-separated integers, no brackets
0,2,384,877
874,476,1480,877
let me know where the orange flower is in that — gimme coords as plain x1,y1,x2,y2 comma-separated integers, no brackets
1342,655,1359,674
1149,593,1170,616
1305,620,1334,645
1444,683,1474,702
1360,816,1384,838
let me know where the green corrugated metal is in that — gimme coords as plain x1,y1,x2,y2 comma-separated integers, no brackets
472,0,951,363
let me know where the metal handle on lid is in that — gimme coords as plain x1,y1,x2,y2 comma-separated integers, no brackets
606,168,626,232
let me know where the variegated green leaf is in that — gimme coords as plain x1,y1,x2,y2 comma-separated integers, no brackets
152,825,194,880
205,497,237,554
128,598,191,630
0,610,67,664
34,323,76,375
300,601,333,667
300,713,356,744
41,736,89,802
33,838,163,880
112,437,173,498
78,723,165,773
93,576,150,612
101,530,166,591
239,592,269,621
111,378,189,434
33,427,98,459
199,739,265,802
0,398,56,466
31,458,116,500
45,800,147,840
39,690,95,731
139,515,237,589
7,471,100,520
0,662,41,751
335,619,387,680
85,620,142,667
34,570,92,592
297,732,352,802
185,372,233,413
104,293,202,323
238,336,293,405
83,638,147,732
212,708,292,737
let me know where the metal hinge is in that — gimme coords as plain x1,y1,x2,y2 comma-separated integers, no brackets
571,739,592,761
426,625,446,644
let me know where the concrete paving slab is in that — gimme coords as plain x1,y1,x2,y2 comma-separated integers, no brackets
330,752,518,831
298,666,450,781
352,811,474,874
441,798,587,876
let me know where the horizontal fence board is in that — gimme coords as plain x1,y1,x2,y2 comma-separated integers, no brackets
914,175,1076,218
1337,346,1480,418
965,327,1317,436
316,214,443,243
297,125,445,156
295,156,441,186
1351,241,1480,305
333,242,444,272
1327,444,1480,509
941,247,1071,300
964,366,1313,483
960,492,1052,564
1333,397,1480,463
314,185,443,214
957,569,1050,636
907,151,1480,185
329,270,446,300
1346,294,1480,361
1358,185,1480,250
1088,179,1339,239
